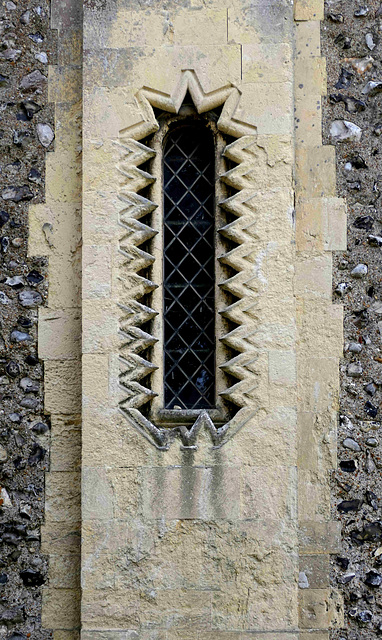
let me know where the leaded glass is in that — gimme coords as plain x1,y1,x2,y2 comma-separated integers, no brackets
163,124,215,409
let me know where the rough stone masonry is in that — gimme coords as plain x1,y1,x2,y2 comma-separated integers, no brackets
0,0,380,639
0,2,54,640
0,0,81,639
323,1,382,638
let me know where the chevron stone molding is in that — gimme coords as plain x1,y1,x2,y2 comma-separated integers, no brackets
116,70,264,450
120,69,256,140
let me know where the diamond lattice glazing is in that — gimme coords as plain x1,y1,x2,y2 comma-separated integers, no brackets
163,125,215,409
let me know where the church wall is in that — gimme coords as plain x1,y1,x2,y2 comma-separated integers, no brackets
322,2,382,638
0,0,52,634
81,0,299,636
2,0,375,639
30,0,83,638
80,0,344,637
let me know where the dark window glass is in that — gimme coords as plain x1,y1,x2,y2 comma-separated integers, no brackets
163,125,215,409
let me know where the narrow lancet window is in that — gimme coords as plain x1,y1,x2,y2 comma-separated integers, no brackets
163,124,215,410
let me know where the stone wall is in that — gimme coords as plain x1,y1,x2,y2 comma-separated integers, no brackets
81,1,298,635
2,0,378,639
30,0,82,637
0,1,82,640
0,2,54,640
322,1,382,638
80,0,345,637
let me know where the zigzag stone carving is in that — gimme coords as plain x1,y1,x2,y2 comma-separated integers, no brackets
117,70,260,450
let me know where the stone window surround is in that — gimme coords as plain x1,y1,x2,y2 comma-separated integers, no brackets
117,70,258,450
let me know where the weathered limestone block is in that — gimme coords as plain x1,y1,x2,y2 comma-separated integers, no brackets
299,522,341,555
228,3,294,45
299,554,330,589
41,520,81,556
50,415,81,472
236,82,293,135
297,356,339,413
49,554,81,589
42,588,81,630
83,245,112,299
268,350,297,386
295,146,336,198
142,465,241,520
295,21,321,57
242,44,292,83
54,632,80,640
241,465,297,520
38,308,81,360
297,411,337,472
83,45,242,96
294,0,324,21
44,360,82,414
82,300,119,354
299,589,331,629
45,472,81,524
296,300,343,358
295,254,333,300
295,57,327,96
295,96,323,147
82,468,114,521
298,469,331,521
296,198,347,252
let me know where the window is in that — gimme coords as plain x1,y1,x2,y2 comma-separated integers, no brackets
163,124,215,410
118,73,257,449
145,105,232,428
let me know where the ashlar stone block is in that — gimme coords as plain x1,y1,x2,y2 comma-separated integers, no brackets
294,0,324,22
42,587,81,630
38,308,81,361
242,43,292,83
268,350,296,387
295,20,321,57
82,468,114,521
241,465,297,521
299,589,330,629
83,245,112,300
45,360,81,414
142,466,241,520
236,82,293,135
